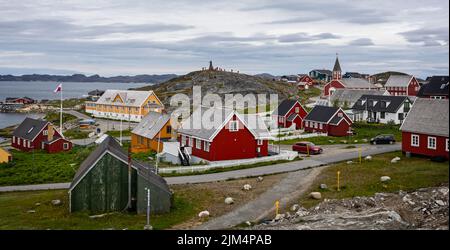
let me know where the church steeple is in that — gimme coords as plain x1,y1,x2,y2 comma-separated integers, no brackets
333,53,342,80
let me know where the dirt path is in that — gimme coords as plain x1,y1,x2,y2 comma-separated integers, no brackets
194,167,325,230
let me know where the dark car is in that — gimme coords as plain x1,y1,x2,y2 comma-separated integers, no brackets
370,134,395,145
292,141,323,154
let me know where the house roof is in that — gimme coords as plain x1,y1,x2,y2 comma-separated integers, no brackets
178,107,272,141
400,98,449,137
69,136,170,193
95,89,161,108
12,117,49,141
304,105,340,123
0,147,11,156
311,69,332,76
132,112,171,140
417,76,449,97
352,95,411,113
333,56,342,72
330,89,388,106
272,99,299,116
88,89,105,96
340,78,372,88
385,75,414,87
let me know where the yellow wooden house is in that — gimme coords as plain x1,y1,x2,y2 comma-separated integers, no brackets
0,147,12,163
131,112,174,153
85,90,164,122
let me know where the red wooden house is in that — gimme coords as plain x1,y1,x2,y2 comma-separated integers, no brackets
12,117,72,153
303,106,353,137
400,98,448,159
297,74,314,90
385,75,420,96
5,97,35,104
323,56,374,96
272,99,308,129
177,108,272,162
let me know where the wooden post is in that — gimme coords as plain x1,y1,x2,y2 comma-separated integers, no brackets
337,171,341,192
275,200,280,216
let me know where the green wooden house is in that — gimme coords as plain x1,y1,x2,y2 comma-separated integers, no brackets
69,136,172,214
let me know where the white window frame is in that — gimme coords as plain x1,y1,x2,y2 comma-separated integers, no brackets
319,123,323,130
204,142,210,152
427,136,436,150
229,121,239,132
446,138,449,152
295,107,300,113
196,139,201,149
43,130,48,136
188,137,193,146
63,143,69,150
181,135,187,146
27,140,31,148
12,136,15,144
18,138,21,146
313,122,317,129
411,134,419,147
257,139,263,145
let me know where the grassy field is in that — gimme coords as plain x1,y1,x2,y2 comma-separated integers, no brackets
106,129,132,137
278,122,401,145
44,111,78,124
295,151,449,209
47,98,87,109
0,146,95,186
0,174,285,229
64,128,91,139
297,86,321,102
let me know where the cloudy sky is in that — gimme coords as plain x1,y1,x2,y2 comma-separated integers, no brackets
0,0,448,78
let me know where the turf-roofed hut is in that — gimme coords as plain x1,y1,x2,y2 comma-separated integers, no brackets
68,136,172,214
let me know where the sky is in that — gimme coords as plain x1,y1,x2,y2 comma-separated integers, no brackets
0,0,448,78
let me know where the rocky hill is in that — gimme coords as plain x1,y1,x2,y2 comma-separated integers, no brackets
0,73,177,83
134,70,297,110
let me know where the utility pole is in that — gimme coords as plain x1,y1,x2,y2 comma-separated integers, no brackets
144,187,152,230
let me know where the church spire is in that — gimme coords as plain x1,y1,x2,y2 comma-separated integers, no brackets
332,53,342,80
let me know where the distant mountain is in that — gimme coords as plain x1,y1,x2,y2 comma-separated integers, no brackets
0,74,177,83
135,70,297,111
254,73,280,81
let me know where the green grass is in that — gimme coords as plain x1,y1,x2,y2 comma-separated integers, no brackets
64,128,91,139
278,122,401,145
297,86,321,102
44,111,77,124
47,98,87,109
160,157,302,177
105,130,132,137
297,151,449,208
0,146,95,186
0,189,202,230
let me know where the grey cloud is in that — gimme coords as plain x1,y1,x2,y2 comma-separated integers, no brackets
399,27,449,46
277,32,340,43
349,38,374,46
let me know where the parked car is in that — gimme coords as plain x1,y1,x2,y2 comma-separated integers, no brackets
292,141,323,154
370,134,395,145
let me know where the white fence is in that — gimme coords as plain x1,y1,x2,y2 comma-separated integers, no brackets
273,132,327,141
158,150,298,174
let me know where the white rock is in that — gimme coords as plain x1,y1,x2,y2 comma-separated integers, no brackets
35,203,41,206
391,157,401,163
435,200,445,206
51,199,62,206
245,221,252,226
354,140,358,143
309,192,322,200
243,184,252,191
225,197,234,205
256,176,264,182
347,161,353,164
365,155,372,161
319,184,328,189
274,213,285,221
290,204,300,212
362,139,368,142
380,176,391,182
296,210,309,217
296,225,312,230
27,210,36,213
198,210,210,218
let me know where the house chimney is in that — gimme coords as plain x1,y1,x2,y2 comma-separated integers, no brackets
48,124,54,141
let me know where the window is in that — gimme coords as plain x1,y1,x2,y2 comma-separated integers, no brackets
181,135,187,146
189,137,193,146
428,137,436,150
257,139,263,145
257,147,261,153
279,116,283,122
398,113,404,120
18,138,20,146
380,112,385,119
204,142,210,152
166,126,172,134
295,107,300,113
446,139,449,152
338,112,343,117
411,134,419,147
319,123,323,129
314,122,318,129
27,140,30,148
63,143,69,150
12,136,15,144
196,139,201,149
229,121,239,132
43,130,48,136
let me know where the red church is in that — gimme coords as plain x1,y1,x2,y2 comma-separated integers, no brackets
12,117,72,153
272,99,308,130
177,108,272,162
323,55,374,96
303,106,353,137
400,98,448,160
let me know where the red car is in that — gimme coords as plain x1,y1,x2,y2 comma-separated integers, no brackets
292,141,323,155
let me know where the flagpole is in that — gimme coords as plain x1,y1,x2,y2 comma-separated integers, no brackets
60,83,63,137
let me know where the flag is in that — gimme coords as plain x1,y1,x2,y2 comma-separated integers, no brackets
54,83,62,93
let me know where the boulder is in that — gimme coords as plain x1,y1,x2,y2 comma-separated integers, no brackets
380,176,391,182
435,200,445,206
256,176,264,182
391,157,401,163
198,210,210,218
225,197,234,205
365,155,372,161
243,184,252,191
347,160,353,164
245,221,252,226
309,192,322,200
274,213,285,221
51,199,62,206
319,184,328,190
290,204,300,212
